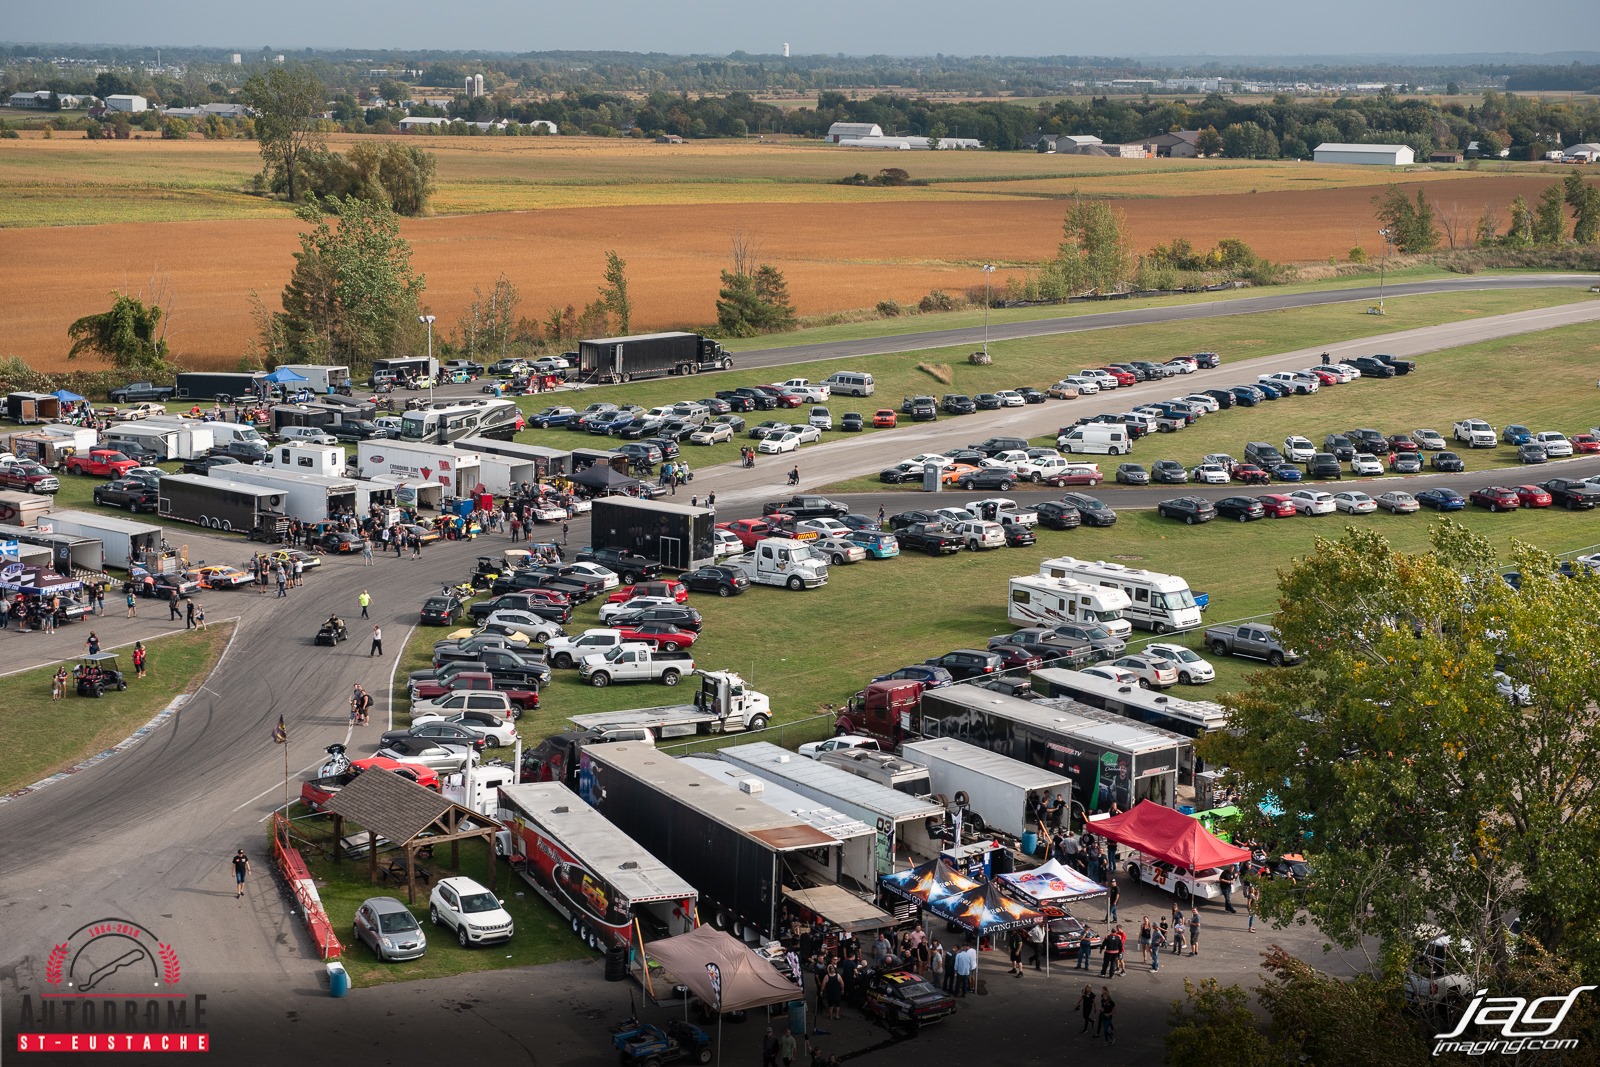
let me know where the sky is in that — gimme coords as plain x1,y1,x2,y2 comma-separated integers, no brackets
6,0,1593,58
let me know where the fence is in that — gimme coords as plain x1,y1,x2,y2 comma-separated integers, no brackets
270,812,343,960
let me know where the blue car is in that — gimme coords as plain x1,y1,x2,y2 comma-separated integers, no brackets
846,529,901,559
1229,386,1261,407
1270,463,1303,482
1416,487,1467,511
872,665,955,689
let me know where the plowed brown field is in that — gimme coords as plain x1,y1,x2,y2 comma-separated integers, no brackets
0,174,1560,369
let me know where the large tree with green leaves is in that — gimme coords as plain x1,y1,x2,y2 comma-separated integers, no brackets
243,65,327,204
716,263,795,337
274,198,426,368
1533,182,1568,244
1372,185,1439,253
600,251,632,335
1205,523,1600,991
1566,172,1600,244
66,293,170,373
1053,194,1132,295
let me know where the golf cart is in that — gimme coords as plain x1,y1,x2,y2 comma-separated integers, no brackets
316,616,349,646
610,1017,712,1067
471,557,504,588
74,653,128,697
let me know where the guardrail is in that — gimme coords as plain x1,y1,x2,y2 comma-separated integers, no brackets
271,812,343,960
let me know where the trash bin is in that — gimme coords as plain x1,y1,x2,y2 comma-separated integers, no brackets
604,945,628,982
1021,831,1039,856
326,961,350,998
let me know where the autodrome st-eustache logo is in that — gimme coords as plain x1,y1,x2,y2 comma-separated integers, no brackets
13,917,210,1053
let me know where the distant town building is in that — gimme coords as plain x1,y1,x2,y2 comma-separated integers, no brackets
160,102,252,120
230,53,242,65
1312,142,1415,166
1138,130,1202,158
836,134,983,150
1428,151,1462,163
1051,134,1104,154
1564,143,1600,162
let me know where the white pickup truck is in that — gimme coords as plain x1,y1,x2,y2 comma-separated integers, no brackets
579,643,696,687
1453,419,1497,449
972,497,1039,528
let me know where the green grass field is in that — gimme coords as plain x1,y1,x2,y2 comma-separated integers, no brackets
0,623,232,795
509,287,1598,472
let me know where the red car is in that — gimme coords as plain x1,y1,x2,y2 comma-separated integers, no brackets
873,410,898,428
1099,366,1137,386
1232,463,1271,485
1042,464,1104,487
64,449,139,478
1305,367,1341,386
1469,486,1521,512
613,622,697,649
1513,484,1553,508
988,644,1044,672
1256,494,1298,518
719,518,774,550
607,580,689,605
1387,434,1420,453
1571,434,1600,454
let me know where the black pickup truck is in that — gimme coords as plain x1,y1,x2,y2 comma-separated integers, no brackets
897,523,962,556
760,495,850,520
574,547,663,584
107,381,176,403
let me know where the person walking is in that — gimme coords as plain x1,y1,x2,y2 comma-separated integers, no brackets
821,965,844,1021
1099,987,1116,1045
126,588,136,617
370,625,383,657
1188,907,1201,956
195,603,206,630
561,521,569,545
361,539,373,566
231,849,251,899
132,641,146,679
1138,917,1152,961
1171,914,1185,957
778,1028,796,1067
877,504,886,529
1246,882,1258,932
169,589,182,620
359,590,371,619
1149,922,1165,971
1075,928,1093,970
1007,931,1024,977
292,558,304,588
1027,920,1046,971
1220,863,1238,912
1079,984,1097,1032
1108,878,1120,923
761,1027,779,1067
185,600,196,629
85,631,100,655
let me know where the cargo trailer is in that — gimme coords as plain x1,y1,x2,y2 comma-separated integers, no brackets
35,510,161,571
157,473,285,535
577,332,731,384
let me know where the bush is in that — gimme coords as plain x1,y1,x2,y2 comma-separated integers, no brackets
1349,246,1367,263
918,290,955,313
875,299,903,317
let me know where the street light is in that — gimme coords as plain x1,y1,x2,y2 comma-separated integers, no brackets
981,263,996,357
418,314,436,403
1376,229,1392,314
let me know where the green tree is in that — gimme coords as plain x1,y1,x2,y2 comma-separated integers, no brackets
1475,131,1504,157
1164,978,1275,1065
1565,172,1600,244
1533,182,1568,244
66,293,171,373
344,140,436,216
716,263,796,336
243,65,327,204
1505,194,1536,246
1053,195,1132,295
274,198,425,368
1372,185,1438,253
1195,125,1224,157
1205,523,1600,988
1253,947,1427,1065
926,119,945,151
600,250,632,335
455,273,520,359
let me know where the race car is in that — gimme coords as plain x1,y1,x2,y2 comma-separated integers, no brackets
1121,850,1227,903
196,564,254,589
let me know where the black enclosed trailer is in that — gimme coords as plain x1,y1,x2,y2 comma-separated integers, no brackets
590,497,714,572
174,372,264,402
577,332,730,384
157,473,286,535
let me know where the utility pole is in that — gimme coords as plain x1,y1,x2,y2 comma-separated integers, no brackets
1376,229,1392,314
981,264,996,356
418,314,436,404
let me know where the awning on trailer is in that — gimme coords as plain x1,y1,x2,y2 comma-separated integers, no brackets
783,884,895,933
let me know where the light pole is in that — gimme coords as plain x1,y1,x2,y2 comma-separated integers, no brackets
418,314,436,403
1376,229,1392,314
981,263,995,357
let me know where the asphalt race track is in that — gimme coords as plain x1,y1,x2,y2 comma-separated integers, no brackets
0,279,1595,1064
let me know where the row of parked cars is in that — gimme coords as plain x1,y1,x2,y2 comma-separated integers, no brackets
1151,477,1600,524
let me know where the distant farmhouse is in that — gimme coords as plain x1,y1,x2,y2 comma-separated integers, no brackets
1313,142,1415,166
1040,130,1201,158
826,120,982,150
160,102,253,120
7,90,87,109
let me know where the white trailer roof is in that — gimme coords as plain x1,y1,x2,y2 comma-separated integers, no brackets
584,742,839,853
498,783,696,906
900,737,1071,792
682,758,874,844
159,472,283,498
715,742,946,822
569,705,709,731
927,684,1188,755
42,508,162,538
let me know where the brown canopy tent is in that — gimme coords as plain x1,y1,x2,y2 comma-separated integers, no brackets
643,925,800,1013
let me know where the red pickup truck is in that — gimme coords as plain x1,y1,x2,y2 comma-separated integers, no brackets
300,757,439,811
408,670,539,711
65,449,139,478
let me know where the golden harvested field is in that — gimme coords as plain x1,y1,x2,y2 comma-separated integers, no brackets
0,134,1579,368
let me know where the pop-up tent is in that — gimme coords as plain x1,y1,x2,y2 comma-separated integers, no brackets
997,858,1107,906
51,389,87,403
878,857,980,909
570,463,639,492
642,925,800,1012
1088,800,1251,871
261,367,308,383
929,880,1044,934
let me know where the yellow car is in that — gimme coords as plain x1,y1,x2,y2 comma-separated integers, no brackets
196,564,253,589
262,548,322,569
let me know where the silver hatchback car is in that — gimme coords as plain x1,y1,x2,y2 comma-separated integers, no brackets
353,896,427,961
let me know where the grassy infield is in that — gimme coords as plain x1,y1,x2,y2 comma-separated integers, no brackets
5,285,1599,984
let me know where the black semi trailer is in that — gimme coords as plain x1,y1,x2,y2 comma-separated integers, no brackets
174,372,265,402
589,497,715,572
577,741,837,940
157,473,286,535
577,332,731,384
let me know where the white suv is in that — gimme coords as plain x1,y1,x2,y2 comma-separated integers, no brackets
429,876,515,947
1283,435,1317,462
1534,431,1573,457
954,519,1006,550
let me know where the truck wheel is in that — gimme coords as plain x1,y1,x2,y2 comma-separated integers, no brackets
458,926,470,948
590,672,611,688
1031,472,1043,483
554,653,573,669
430,905,442,926
749,715,769,731
622,571,638,584
662,670,680,686
1268,651,1285,667
967,540,979,552
787,575,804,590
1152,622,1168,634
696,1049,712,1065
619,374,631,384
1210,640,1229,656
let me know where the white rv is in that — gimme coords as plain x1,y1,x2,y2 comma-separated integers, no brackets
1007,574,1132,637
1038,556,1203,633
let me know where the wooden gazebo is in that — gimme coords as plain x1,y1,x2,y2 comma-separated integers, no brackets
324,769,502,903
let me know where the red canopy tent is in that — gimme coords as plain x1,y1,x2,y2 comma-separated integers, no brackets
1088,800,1251,871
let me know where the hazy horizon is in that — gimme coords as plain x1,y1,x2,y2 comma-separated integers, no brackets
7,0,1595,61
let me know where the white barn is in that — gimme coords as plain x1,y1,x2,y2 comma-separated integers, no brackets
105,94,149,113
1313,142,1415,166
827,121,883,143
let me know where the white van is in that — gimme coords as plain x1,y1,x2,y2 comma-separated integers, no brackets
808,406,833,431
1057,424,1131,455
822,371,875,397
954,520,1006,551
279,425,338,446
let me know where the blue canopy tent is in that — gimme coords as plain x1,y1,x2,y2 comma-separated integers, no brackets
51,389,87,403
927,880,1045,935
261,367,308,384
